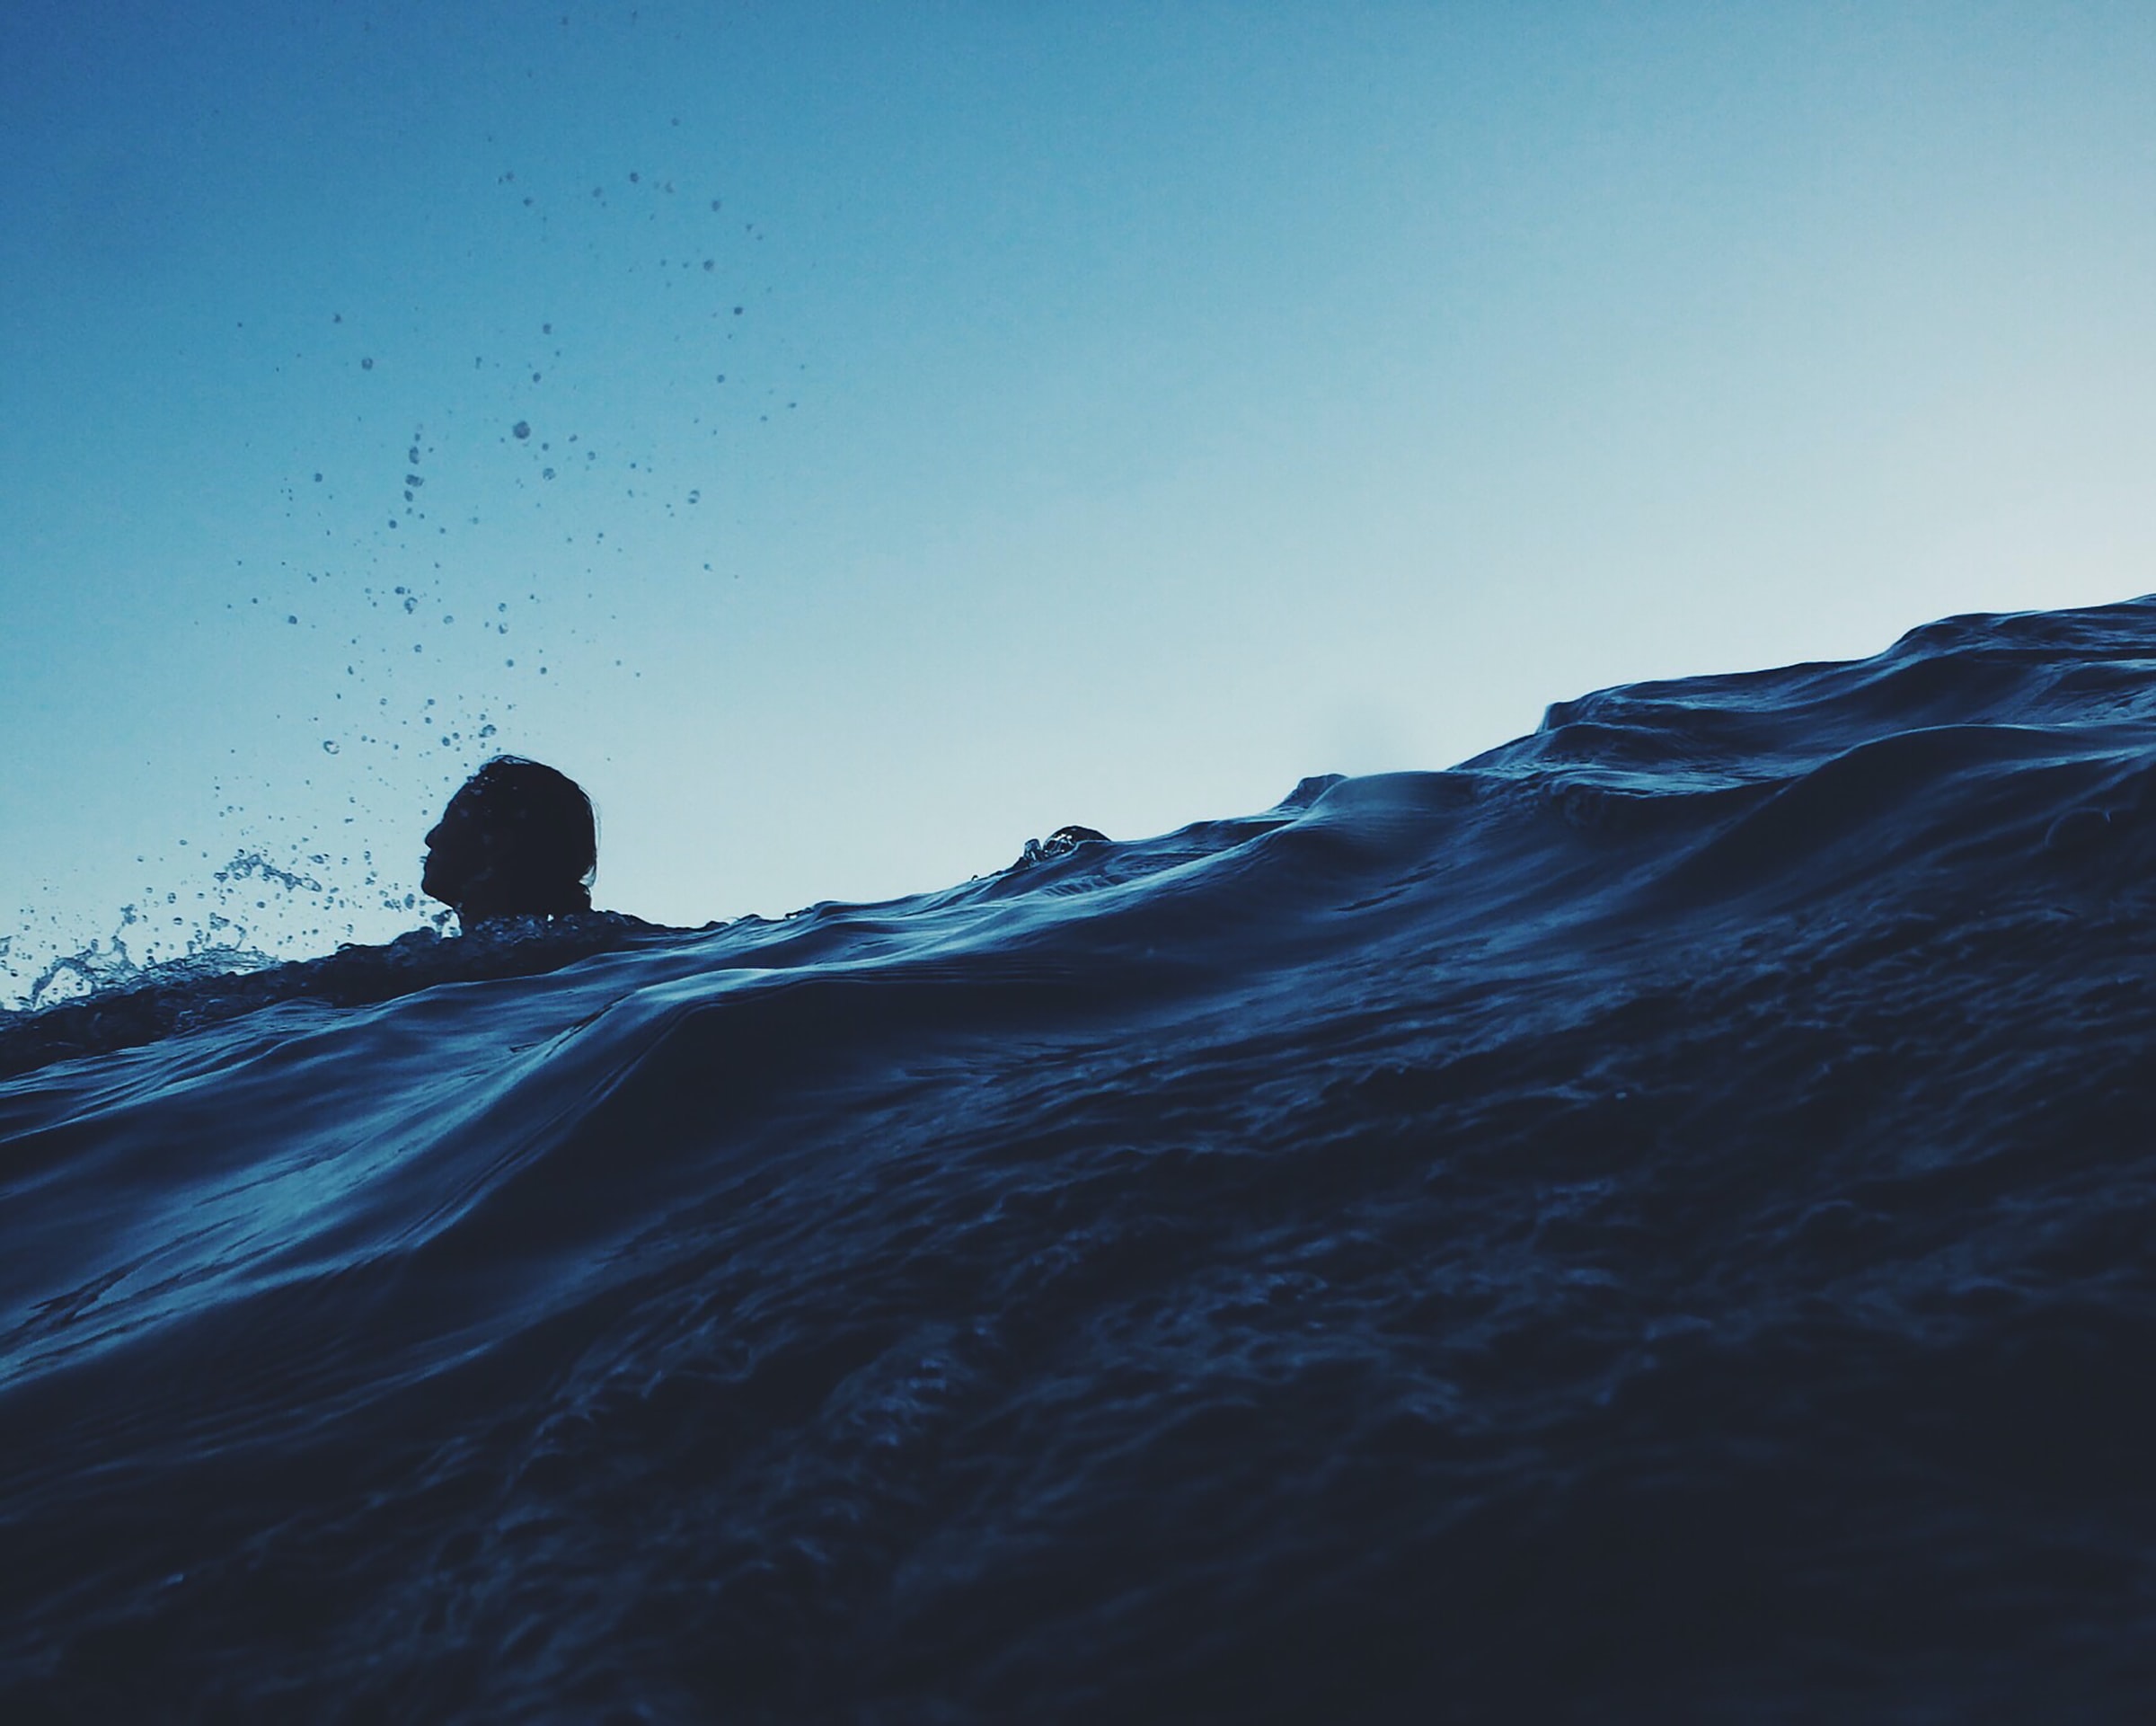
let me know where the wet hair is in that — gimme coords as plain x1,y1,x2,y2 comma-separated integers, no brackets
457,756,597,915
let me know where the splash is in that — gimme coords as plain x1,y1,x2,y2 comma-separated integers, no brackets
2,842,434,1013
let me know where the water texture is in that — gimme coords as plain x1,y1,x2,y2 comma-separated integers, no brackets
7,599,2156,1722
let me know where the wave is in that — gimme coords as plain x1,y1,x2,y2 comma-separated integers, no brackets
7,599,2156,1719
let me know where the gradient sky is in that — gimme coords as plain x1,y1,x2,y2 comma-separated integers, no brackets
6,1,2156,1001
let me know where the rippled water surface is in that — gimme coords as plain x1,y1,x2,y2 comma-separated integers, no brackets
9,600,2156,1721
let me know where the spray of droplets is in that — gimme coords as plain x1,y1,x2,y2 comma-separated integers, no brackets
5,150,808,1010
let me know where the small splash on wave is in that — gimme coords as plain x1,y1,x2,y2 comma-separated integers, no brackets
2,837,449,1016
8,914,278,1018
0,911,687,1081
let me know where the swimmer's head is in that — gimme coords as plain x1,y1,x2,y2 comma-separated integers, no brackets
422,756,596,925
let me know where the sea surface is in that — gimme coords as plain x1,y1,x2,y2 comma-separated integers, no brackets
7,599,2156,1722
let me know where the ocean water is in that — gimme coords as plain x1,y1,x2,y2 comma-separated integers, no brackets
7,599,2156,1722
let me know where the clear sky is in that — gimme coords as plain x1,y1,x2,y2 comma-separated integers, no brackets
6,1,2156,1001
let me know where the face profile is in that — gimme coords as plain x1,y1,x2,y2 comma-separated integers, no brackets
421,756,597,925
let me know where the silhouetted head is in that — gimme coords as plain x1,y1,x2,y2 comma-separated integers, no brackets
421,756,596,925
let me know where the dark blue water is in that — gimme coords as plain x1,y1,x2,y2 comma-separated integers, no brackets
8,599,2156,1722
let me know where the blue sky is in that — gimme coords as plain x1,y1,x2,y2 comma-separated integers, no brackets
5,1,2156,999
